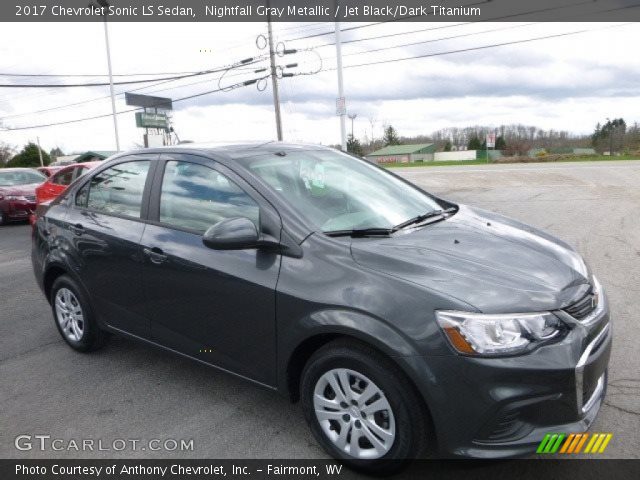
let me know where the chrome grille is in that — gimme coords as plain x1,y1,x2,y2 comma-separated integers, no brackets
24,195,36,203
563,290,597,321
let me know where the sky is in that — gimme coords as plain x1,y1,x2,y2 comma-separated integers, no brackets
0,21,638,153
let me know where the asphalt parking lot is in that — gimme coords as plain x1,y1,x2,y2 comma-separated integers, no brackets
1,160,638,461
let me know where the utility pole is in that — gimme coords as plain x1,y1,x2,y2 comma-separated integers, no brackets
368,117,377,146
348,113,357,138
92,0,120,151
267,17,283,141
335,21,347,151
36,136,44,166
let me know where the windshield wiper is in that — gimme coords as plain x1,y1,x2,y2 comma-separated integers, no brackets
324,207,457,238
324,227,395,238
393,207,457,231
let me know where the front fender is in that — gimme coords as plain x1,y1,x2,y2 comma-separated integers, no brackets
276,308,447,433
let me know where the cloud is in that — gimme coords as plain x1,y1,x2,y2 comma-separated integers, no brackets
0,21,638,151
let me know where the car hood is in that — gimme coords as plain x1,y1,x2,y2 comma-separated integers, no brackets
350,205,591,313
0,183,39,196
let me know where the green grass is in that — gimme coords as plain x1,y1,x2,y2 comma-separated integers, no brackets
382,155,640,168
384,159,492,168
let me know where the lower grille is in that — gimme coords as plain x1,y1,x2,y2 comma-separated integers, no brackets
486,410,521,441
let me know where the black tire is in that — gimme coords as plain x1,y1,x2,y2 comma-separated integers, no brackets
301,339,429,475
0,211,7,226
50,275,109,352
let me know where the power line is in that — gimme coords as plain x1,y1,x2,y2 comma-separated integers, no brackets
336,2,640,57
0,63,266,121
2,65,317,132
340,22,539,57
2,75,269,131
0,59,265,88
287,3,638,69
289,0,600,47
335,23,634,71
0,70,206,78
288,21,469,43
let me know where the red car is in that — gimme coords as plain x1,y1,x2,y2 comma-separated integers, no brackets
37,165,64,178
0,168,46,225
35,161,101,205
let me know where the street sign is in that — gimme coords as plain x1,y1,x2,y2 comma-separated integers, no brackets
336,97,346,116
126,93,173,110
135,112,169,129
486,133,496,148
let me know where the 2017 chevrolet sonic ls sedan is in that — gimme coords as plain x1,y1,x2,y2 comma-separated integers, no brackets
32,143,611,473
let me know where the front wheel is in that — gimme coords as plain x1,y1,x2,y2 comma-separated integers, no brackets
301,340,429,474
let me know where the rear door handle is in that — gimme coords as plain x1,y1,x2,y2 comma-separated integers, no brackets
69,223,84,236
143,247,168,264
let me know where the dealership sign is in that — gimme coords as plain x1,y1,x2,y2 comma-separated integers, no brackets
135,112,169,129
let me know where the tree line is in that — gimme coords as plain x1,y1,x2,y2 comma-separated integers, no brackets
347,120,640,157
0,143,65,168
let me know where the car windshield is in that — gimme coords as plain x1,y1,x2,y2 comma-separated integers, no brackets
0,170,46,186
238,149,444,232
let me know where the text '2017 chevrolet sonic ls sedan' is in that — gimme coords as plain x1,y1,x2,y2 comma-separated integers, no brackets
32,143,611,473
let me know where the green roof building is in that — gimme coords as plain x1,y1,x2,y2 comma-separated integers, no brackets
366,144,435,164
74,151,117,163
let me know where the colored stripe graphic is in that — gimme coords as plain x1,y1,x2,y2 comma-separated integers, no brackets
559,433,575,453
567,433,583,453
574,433,589,453
550,434,565,453
537,433,613,454
584,434,599,453
598,434,613,453
537,434,551,453
544,434,558,453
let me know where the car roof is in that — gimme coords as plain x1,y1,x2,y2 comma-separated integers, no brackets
112,141,333,161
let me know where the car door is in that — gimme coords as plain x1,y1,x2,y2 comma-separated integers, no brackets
64,154,157,338
41,168,75,203
140,153,282,386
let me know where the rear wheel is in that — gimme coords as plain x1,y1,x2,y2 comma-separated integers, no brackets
0,211,7,226
50,275,108,352
301,340,428,474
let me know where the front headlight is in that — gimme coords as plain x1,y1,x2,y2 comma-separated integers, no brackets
436,310,563,356
6,195,28,201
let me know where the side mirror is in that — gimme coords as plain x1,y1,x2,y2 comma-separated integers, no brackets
203,216,270,250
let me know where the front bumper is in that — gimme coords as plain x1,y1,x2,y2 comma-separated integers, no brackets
421,302,611,458
6,199,36,220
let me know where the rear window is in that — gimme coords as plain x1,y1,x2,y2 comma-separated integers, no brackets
51,169,75,186
0,170,46,186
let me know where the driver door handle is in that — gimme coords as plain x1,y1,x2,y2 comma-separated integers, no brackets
143,247,168,265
